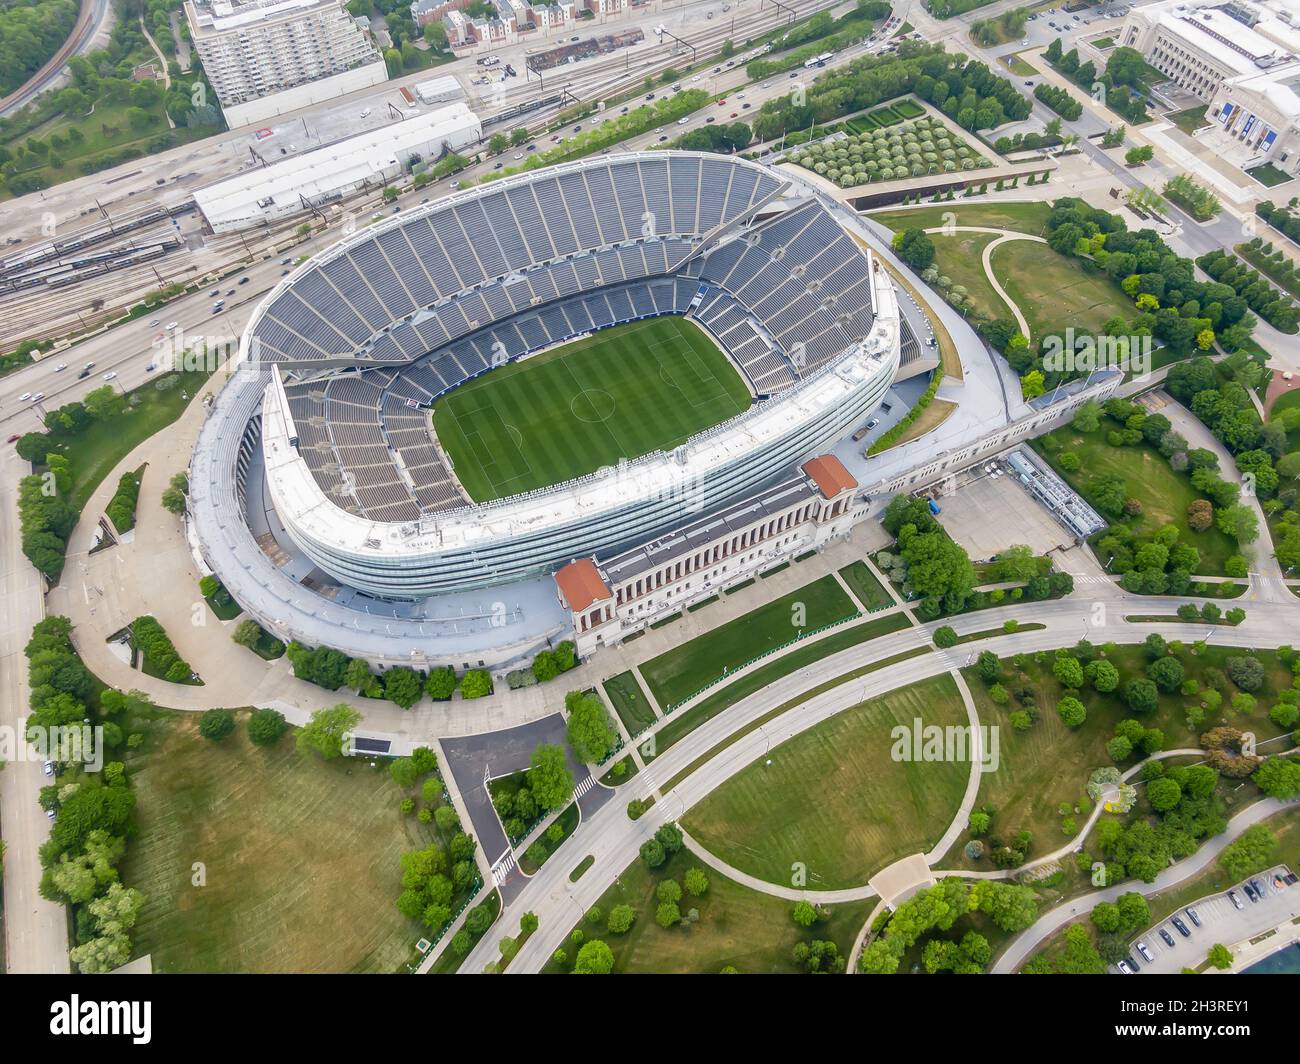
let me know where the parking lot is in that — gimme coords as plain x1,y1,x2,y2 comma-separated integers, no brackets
935,463,1076,561
1122,866,1300,974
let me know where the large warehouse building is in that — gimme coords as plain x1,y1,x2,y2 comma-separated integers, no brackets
193,103,482,232
187,153,907,665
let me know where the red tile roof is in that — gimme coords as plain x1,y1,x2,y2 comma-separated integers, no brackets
802,454,857,500
554,558,610,612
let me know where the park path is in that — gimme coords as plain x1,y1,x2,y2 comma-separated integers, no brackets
921,225,1047,342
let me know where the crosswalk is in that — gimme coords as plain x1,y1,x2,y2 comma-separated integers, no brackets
490,852,516,885
574,775,596,800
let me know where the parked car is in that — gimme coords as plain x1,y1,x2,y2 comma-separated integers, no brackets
1135,941,1154,963
1243,881,1259,903
1185,906,1202,928
1117,958,1136,974
1228,889,1244,910
1158,927,1175,947
42,760,54,776
1171,915,1191,938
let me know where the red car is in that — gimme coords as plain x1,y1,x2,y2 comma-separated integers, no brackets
7,434,21,444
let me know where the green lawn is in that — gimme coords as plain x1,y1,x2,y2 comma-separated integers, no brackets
50,370,215,512
542,848,873,974
123,712,438,973
930,230,1015,321
638,575,859,709
870,200,1051,236
683,675,971,889
604,671,658,736
990,239,1131,341
838,561,893,610
648,612,914,758
431,317,750,500
1247,162,1294,189
945,645,1299,871
1033,425,1238,575
1168,106,1209,136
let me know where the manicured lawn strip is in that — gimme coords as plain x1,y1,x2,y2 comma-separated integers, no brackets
639,575,859,709
599,755,638,785
952,621,1045,645
687,595,719,612
541,848,873,974
124,712,440,973
569,855,595,882
649,612,681,629
1169,105,1209,135
519,803,579,875
662,645,932,795
990,239,1132,341
428,891,500,974
1124,614,1239,626
431,317,750,501
55,370,214,512
648,612,913,759
946,645,1298,873
604,671,658,736
869,200,1051,236
1247,163,1291,189
683,675,971,889
1032,424,1238,576
838,560,893,610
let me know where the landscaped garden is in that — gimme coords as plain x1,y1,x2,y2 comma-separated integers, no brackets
789,114,991,188
603,671,657,736
683,674,972,888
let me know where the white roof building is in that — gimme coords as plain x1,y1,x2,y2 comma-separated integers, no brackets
194,103,482,232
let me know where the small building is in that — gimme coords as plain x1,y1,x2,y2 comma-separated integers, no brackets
554,454,862,656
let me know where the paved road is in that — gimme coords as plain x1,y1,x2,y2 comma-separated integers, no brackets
991,799,1295,973
0,454,70,972
0,0,113,118
458,590,1300,973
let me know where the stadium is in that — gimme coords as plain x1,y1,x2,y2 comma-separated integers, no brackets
190,151,907,658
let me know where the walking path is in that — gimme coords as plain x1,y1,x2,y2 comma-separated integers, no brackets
920,225,1047,342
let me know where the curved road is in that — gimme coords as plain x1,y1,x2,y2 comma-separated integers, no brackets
0,0,113,118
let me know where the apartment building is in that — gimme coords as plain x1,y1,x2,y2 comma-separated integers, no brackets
185,0,387,126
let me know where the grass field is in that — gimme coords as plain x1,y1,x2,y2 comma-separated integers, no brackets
638,575,859,709
930,230,1015,321
541,849,872,974
1033,425,1238,575
648,612,914,759
50,369,215,512
604,671,658,735
431,317,751,501
123,713,436,973
682,675,971,889
870,201,1051,236
838,561,893,611
990,240,1131,341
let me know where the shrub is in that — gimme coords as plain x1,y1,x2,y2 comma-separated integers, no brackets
198,708,235,741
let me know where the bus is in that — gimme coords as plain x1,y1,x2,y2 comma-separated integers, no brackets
803,51,833,68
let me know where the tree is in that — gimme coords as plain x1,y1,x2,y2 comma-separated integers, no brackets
198,708,235,742
572,938,614,973
1207,943,1233,970
247,708,287,747
933,625,957,648
892,228,935,271
1226,655,1265,692
565,691,616,762
1146,776,1182,812
1052,652,1084,690
296,704,361,760
383,666,424,709
426,666,456,700
528,744,573,811
683,867,709,896
1057,696,1086,728
1217,824,1277,879
792,900,817,927
1124,678,1159,714
607,904,636,933
1086,658,1120,693
460,669,492,699
232,619,261,649
1147,655,1185,693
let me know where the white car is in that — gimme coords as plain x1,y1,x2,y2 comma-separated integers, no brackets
359,108,371,118
677,116,690,125
54,363,67,372
691,75,702,82
513,152,524,159
166,321,179,331
18,392,31,401
148,318,160,327
42,760,54,777
31,393,44,402
102,372,117,381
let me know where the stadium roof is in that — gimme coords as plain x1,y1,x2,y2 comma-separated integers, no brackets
801,454,856,499
193,103,480,229
554,559,610,611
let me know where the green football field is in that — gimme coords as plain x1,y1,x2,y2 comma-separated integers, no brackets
431,317,753,501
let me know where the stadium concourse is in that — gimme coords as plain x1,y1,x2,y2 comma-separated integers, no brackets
184,150,1043,671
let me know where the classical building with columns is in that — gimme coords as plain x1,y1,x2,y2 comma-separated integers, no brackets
554,454,862,655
